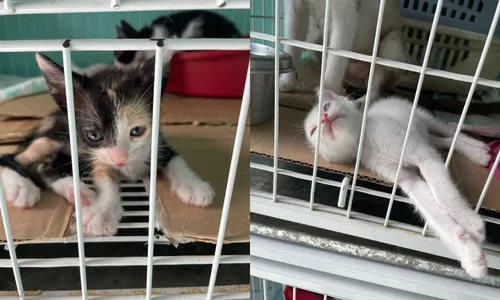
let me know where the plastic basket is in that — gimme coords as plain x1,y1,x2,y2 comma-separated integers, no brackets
400,0,500,37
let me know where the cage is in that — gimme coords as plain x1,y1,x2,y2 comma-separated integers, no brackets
250,0,500,299
0,0,250,298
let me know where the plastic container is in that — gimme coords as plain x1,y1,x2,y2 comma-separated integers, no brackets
165,38,250,98
400,0,500,37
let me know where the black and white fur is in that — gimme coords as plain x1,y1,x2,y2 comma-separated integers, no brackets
0,53,215,236
114,10,242,69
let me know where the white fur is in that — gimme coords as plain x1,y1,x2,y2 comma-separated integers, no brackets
0,167,41,208
304,90,491,278
82,176,123,236
50,176,96,206
281,0,407,102
162,156,214,207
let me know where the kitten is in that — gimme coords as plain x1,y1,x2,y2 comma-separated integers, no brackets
304,89,491,278
281,0,407,104
0,53,215,236
114,10,241,69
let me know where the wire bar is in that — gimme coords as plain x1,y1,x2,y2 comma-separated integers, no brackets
422,0,500,235
206,66,251,300
62,43,88,300
0,178,24,298
309,0,332,210
145,41,165,300
249,31,500,89
3,0,13,12
0,0,249,15
476,151,500,213
110,0,120,8
383,0,444,227
346,0,388,218
0,255,249,268
272,0,280,202
0,39,249,52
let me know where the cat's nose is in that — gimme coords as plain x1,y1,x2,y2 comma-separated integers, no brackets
109,148,128,167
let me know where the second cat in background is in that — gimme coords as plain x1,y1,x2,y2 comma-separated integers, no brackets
114,10,242,69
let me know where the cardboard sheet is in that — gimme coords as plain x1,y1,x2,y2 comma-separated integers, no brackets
156,125,249,244
0,92,249,244
450,153,500,212
161,93,243,125
250,105,389,185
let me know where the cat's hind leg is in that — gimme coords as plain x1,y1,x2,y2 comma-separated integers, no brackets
414,150,485,243
279,0,310,92
399,174,487,278
418,110,491,166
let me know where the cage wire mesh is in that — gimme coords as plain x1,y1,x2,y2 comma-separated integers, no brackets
250,0,500,296
0,0,250,299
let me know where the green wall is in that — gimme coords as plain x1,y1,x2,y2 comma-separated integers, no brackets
0,9,249,77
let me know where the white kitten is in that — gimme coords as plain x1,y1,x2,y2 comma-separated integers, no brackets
304,89,491,278
281,0,407,103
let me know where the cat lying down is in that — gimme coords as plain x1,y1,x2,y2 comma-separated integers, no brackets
0,53,214,237
304,89,491,278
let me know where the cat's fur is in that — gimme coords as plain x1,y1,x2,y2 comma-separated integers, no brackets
304,89,491,278
0,53,214,236
114,10,241,69
281,0,407,104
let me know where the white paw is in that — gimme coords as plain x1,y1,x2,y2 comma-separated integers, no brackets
279,72,297,92
173,179,215,207
0,168,41,208
460,239,488,278
462,213,486,244
470,146,491,167
50,176,96,207
82,201,123,236
164,156,215,207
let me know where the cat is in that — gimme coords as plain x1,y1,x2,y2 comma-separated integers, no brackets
0,53,215,236
303,88,492,278
281,0,407,105
114,10,242,69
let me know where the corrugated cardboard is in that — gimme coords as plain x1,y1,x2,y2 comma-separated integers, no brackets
157,124,249,245
450,153,500,212
0,93,249,244
251,105,389,185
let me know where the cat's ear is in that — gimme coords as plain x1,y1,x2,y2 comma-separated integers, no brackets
139,56,169,94
35,53,86,111
118,20,138,38
315,88,341,102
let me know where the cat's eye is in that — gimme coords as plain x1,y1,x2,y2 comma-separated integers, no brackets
323,102,331,111
85,130,104,142
130,126,146,137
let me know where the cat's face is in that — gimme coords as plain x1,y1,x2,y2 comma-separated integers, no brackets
36,53,167,173
114,20,155,70
303,89,362,163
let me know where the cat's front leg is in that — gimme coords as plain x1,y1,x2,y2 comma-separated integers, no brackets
279,0,310,92
323,2,358,94
161,155,215,207
0,167,41,208
82,164,123,236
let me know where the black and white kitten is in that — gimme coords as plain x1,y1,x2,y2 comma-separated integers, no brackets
0,53,215,236
114,10,242,69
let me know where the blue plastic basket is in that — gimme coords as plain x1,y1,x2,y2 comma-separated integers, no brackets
400,0,500,37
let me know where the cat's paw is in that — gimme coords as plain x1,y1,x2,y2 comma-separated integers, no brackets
472,146,492,167
82,202,123,236
173,179,215,207
460,238,488,278
462,214,486,244
279,72,297,92
50,176,96,207
0,168,41,208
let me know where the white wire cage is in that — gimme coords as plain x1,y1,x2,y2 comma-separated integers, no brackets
250,0,500,298
0,1,250,299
